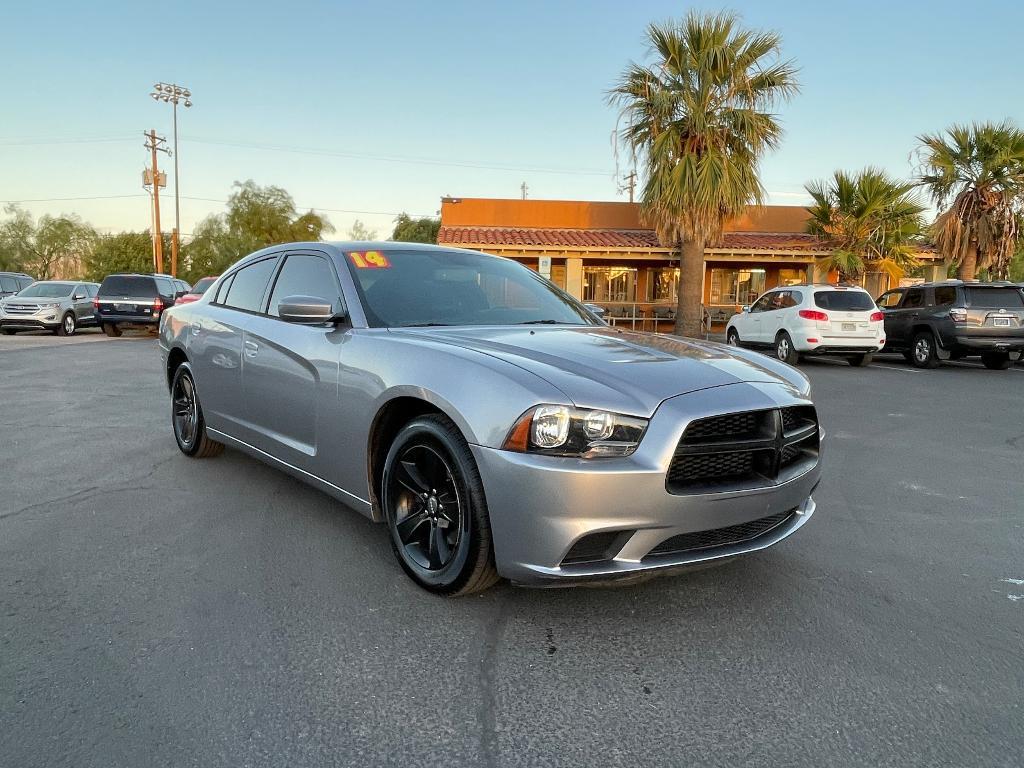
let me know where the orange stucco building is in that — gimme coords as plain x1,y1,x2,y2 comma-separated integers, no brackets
437,197,940,328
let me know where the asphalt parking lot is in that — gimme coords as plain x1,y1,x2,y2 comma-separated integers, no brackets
2,333,1022,768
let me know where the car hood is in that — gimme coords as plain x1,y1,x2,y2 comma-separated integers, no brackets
393,326,810,415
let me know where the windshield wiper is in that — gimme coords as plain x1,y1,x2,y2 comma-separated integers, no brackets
402,322,453,327
515,319,564,325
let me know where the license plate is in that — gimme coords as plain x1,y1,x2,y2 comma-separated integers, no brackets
116,303,132,312
842,322,856,332
994,317,1011,327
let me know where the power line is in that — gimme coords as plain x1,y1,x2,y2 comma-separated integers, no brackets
0,136,136,146
183,136,614,176
0,194,147,203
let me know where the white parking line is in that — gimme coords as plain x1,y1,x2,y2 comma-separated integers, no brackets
871,364,922,374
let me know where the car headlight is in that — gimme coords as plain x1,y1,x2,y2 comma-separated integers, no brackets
39,302,60,309
503,404,648,458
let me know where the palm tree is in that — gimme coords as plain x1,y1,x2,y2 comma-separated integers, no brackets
608,11,798,337
805,168,925,283
917,121,1024,280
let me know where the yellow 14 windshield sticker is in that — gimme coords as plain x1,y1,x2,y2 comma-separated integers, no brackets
349,251,390,269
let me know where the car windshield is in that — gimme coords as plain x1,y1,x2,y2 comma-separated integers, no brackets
813,290,875,311
344,249,597,328
191,277,217,294
99,275,157,297
966,287,1024,308
16,282,75,298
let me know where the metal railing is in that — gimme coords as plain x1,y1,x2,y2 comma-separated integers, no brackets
593,302,738,337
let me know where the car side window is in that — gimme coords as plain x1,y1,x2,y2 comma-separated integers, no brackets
903,288,924,309
877,291,902,308
0,276,16,293
933,286,957,306
749,294,773,313
769,291,788,310
267,253,343,318
155,277,175,299
222,258,278,313
787,290,803,306
213,274,234,305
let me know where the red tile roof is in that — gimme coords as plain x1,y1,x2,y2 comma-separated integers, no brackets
437,226,830,252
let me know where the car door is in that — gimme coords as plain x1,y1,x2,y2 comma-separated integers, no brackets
743,292,775,343
889,287,924,348
240,250,347,475
72,284,92,324
876,289,904,347
761,290,791,341
190,255,280,438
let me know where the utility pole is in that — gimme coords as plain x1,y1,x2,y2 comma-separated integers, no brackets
618,170,637,203
144,130,169,273
151,83,192,277
520,181,529,200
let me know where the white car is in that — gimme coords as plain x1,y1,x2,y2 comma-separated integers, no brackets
725,284,885,366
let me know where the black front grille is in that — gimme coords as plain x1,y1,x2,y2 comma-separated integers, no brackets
644,510,796,559
667,406,818,494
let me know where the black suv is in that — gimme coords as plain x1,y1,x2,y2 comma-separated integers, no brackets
94,273,188,336
877,281,1024,369
0,272,35,298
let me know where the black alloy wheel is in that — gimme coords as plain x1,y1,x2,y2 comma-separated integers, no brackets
103,323,122,337
382,414,498,595
170,363,223,458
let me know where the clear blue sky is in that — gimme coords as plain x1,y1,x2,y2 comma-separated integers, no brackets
3,0,1022,238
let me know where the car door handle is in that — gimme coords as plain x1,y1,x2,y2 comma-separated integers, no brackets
244,340,259,358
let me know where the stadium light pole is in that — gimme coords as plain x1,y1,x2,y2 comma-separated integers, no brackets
150,82,192,276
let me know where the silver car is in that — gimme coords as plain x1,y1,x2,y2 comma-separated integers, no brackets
0,281,99,336
159,243,822,595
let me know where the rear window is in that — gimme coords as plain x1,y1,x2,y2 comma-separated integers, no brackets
813,290,875,311
966,287,1024,308
192,277,217,294
99,275,157,297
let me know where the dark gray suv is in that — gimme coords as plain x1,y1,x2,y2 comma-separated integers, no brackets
877,281,1024,369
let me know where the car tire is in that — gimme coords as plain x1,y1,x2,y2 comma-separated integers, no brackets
57,313,76,337
726,328,741,346
170,362,224,458
981,351,1011,370
382,413,499,596
848,353,873,367
775,332,800,365
102,323,122,337
911,331,940,368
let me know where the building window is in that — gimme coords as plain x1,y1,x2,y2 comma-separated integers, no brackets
778,268,807,286
709,268,766,305
644,267,680,303
583,266,637,303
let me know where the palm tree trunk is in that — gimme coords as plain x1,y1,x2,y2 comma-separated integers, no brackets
958,241,978,281
673,238,705,337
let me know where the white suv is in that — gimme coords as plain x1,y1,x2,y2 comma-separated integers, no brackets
725,284,885,366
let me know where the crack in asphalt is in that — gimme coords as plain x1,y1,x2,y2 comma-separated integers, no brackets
476,594,510,768
0,455,178,520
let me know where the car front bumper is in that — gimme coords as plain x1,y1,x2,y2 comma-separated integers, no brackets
0,311,62,330
472,381,822,585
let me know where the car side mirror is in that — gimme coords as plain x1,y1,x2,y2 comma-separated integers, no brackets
741,305,750,313
584,303,606,318
278,295,347,325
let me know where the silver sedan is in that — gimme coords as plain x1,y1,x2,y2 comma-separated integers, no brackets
159,243,822,595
